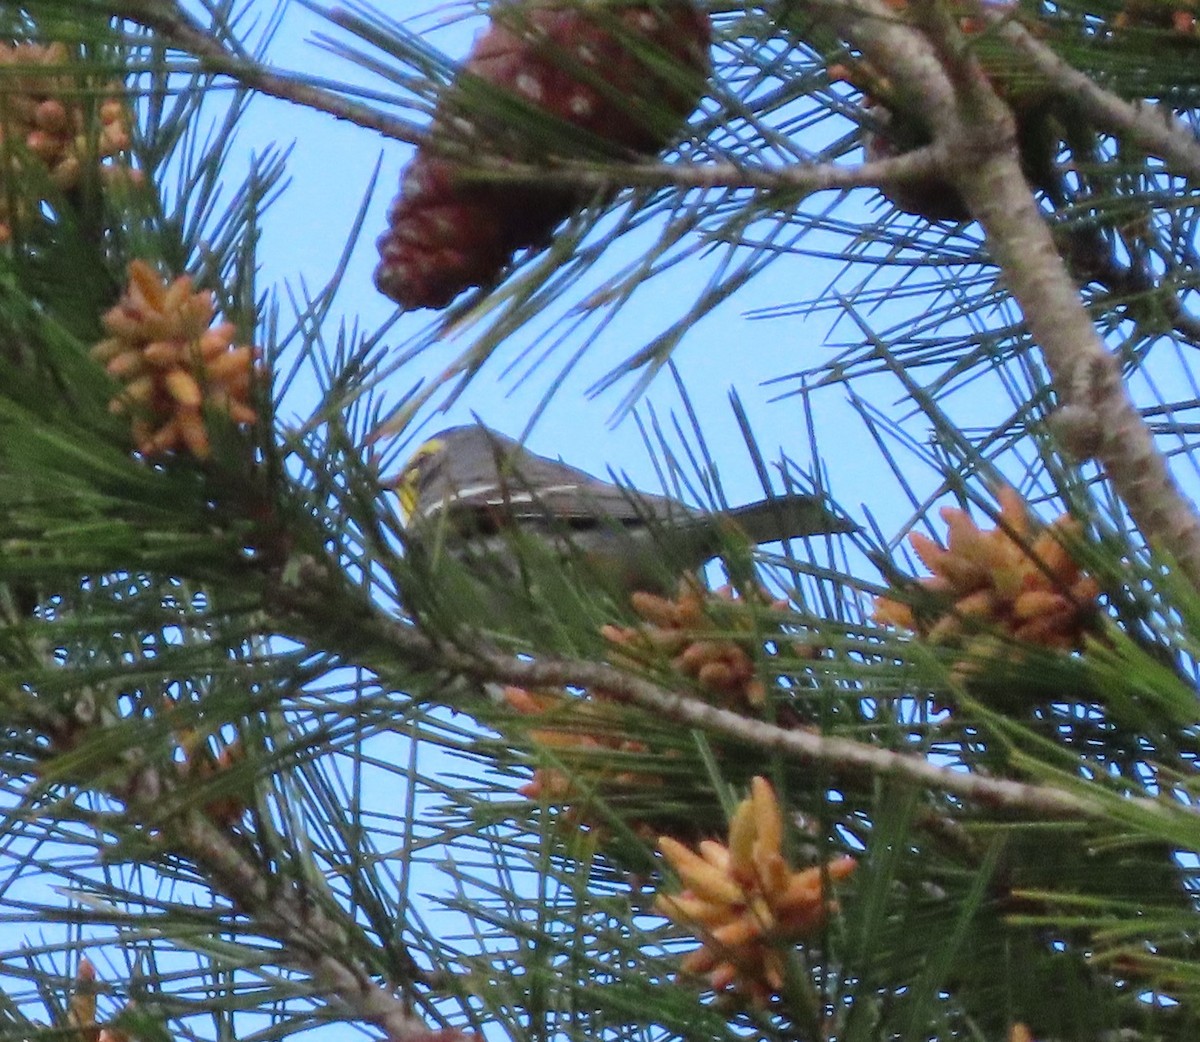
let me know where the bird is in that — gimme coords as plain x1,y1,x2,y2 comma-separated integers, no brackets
389,424,853,604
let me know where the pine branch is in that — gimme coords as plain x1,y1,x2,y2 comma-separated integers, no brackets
106,0,427,144
108,0,956,206
12,661,448,1042
274,556,1187,829
1,2,1196,1034
985,10,1200,184
811,0,1200,588
162,814,447,1042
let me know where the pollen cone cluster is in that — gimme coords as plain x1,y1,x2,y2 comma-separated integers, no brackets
506,585,806,840
656,777,856,1005
0,41,136,240
602,579,792,711
374,0,711,310
91,260,258,459
503,684,658,809
507,581,797,834
873,487,1101,652
66,957,142,1042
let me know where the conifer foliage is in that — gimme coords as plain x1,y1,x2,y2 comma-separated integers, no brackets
0,1,1197,1042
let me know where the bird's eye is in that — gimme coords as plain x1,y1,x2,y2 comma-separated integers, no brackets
416,455,443,491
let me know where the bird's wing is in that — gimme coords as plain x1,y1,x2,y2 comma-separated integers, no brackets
426,430,696,527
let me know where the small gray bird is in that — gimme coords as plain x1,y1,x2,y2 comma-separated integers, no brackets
390,424,852,600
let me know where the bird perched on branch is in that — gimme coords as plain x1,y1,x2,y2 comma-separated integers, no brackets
389,425,853,605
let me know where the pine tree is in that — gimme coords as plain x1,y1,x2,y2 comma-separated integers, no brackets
0,1,1197,1041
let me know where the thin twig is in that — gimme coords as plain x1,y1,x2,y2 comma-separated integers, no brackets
986,11,1200,185
109,0,428,145
462,140,956,194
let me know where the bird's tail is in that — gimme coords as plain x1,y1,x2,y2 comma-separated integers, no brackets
725,494,854,545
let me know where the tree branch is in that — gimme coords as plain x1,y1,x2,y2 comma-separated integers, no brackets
811,0,1200,588
110,0,956,200
985,10,1200,184
109,0,428,145
276,565,1186,828
168,812,443,1042
17,679,444,1042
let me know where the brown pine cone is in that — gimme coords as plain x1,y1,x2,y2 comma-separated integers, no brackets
842,0,1060,223
375,0,711,310
862,107,972,224
864,99,1058,223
